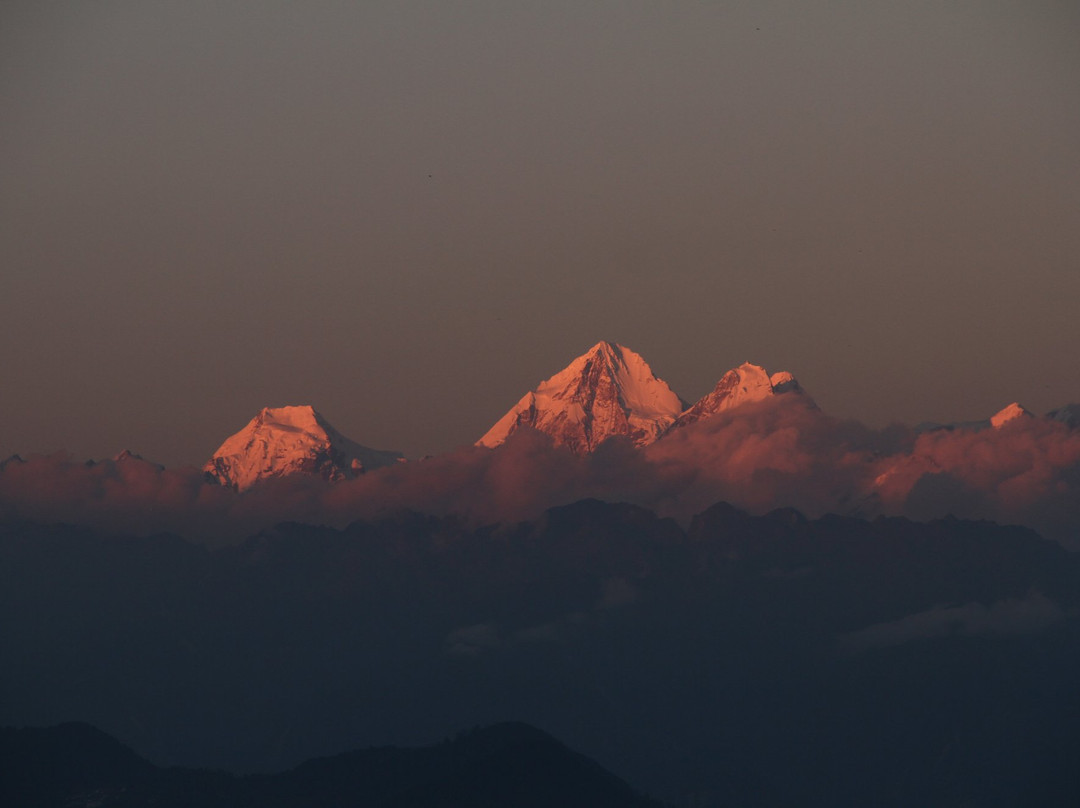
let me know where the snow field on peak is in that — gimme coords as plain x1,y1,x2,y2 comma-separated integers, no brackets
204,405,403,490
671,361,805,430
990,402,1033,429
477,342,685,453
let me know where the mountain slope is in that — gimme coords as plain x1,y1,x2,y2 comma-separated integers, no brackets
916,401,1036,433
478,342,686,454
204,405,403,490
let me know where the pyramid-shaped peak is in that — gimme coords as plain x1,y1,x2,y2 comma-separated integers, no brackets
112,450,164,470
587,339,621,355
583,339,652,364
564,340,621,371
554,343,674,398
990,402,1033,429
477,343,686,454
575,341,653,371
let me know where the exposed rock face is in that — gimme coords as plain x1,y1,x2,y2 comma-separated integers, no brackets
477,341,687,455
204,405,403,490
671,362,807,429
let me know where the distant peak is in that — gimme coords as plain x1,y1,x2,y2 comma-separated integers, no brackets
111,450,164,470
582,341,637,368
990,402,1033,429
204,405,403,489
0,454,25,469
670,361,809,430
477,342,685,454
1048,403,1080,428
587,340,621,354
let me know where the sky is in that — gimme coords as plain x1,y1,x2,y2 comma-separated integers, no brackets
2,1,1079,467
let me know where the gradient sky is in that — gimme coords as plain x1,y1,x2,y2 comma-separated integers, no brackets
3,1,1079,466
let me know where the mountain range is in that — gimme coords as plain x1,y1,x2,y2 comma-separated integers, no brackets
205,342,810,489
4,500,1079,805
201,341,1066,491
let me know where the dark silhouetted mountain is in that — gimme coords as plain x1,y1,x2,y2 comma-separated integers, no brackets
0,722,157,807
1048,402,1080,428
0,721,661,808
3,504,1080,806
262,722,661,808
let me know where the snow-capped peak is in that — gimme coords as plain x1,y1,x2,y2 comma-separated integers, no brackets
671,362,808,429
477,341,687,454
204,405,404,490
990,402,1033,429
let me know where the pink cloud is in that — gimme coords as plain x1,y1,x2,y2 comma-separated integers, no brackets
3,401,1080,548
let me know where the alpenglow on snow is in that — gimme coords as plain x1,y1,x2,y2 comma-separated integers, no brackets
477,342,806,455
202,346,811,484
204,405,403,490
477,342,688,455
670,362,808,430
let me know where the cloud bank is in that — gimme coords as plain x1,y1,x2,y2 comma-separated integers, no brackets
3,397,1080,546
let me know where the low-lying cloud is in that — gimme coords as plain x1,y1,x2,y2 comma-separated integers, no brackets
3,397,1080,546
838,592,1066,651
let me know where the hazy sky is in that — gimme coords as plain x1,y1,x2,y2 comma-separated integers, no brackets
3,1,1079,466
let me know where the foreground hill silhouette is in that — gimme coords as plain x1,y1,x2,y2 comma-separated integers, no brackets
0,721,661,808
3,501,1080,805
